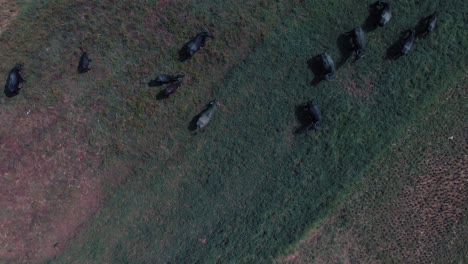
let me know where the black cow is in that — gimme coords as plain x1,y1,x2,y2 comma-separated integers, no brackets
306,100,322,131
77,51,91,73
180,31,214,61
320,53,336,81
152,74,184,86
401,29,416,55
196,100,220,130
4,64,25,97
376,1,392,27
347,27,366,59
295,100,322,134
162,81,183,97
425,13,438,35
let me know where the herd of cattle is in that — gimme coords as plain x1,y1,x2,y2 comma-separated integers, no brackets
3,1,438,133
298,1,437,133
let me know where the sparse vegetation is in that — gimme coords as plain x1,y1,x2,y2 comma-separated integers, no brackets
0,0,466,263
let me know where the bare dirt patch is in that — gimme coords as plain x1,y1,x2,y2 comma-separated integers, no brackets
0,0,18,36
0,97,102,263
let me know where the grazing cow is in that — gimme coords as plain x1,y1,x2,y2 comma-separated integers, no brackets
4,64,25,97
401,29,416,55
181,31,214,60
306,100,322,131
376,1,392,27
295,100,322,134
320,53,336,81
425,12,438,34
77,51,91,73
347,27,366,59
153,74,184,86
162,81,182,97
196,100,220,130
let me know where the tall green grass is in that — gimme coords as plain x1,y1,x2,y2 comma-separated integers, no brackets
1,0,466,263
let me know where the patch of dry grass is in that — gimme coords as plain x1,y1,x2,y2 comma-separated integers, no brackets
0,100,102,262
0,0,17,36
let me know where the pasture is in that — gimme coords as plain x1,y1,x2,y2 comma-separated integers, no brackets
0,0,466,263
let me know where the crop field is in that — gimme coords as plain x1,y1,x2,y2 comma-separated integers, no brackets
0,0,466,263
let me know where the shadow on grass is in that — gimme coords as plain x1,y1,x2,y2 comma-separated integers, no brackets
187,114,200,132
178,44,190,62
386,40,402,60
156,90,169,100
362,1,381,32
307,56,325,86
294,103,313,134
336,33,353,69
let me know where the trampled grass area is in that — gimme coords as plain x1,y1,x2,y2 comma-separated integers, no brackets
0,0,466,263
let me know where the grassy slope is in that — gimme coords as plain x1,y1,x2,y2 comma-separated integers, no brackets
277,76,467,263
0,0,466,263
56,0,466,263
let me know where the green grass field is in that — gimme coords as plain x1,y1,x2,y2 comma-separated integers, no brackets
277,75,467,263
0,0,466,263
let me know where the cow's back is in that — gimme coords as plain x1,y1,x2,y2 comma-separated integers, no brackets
5,71,18,92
